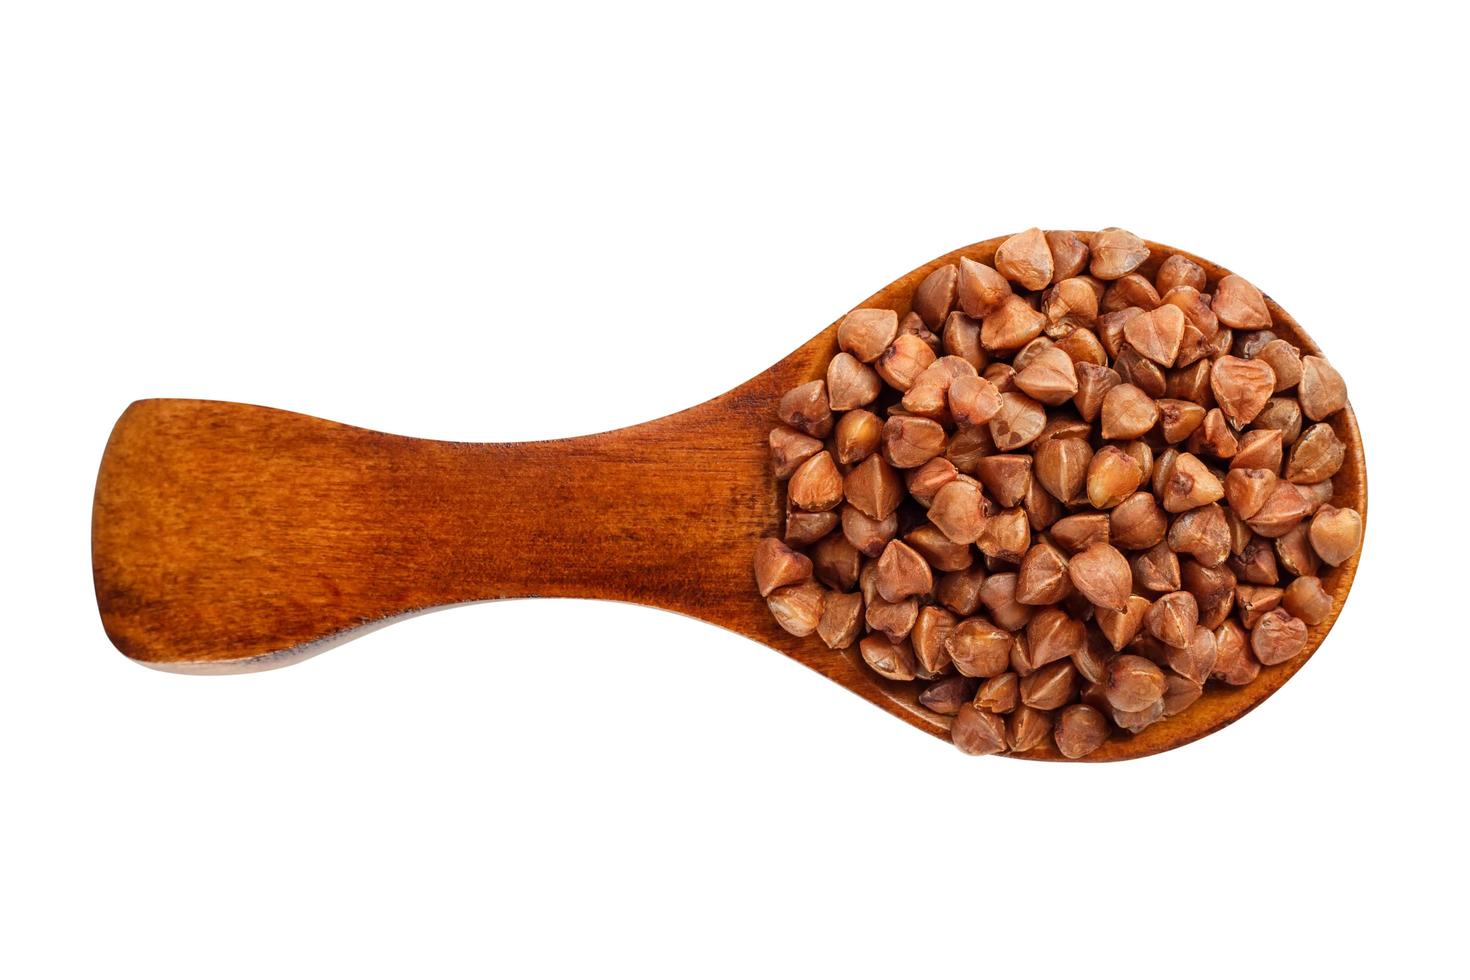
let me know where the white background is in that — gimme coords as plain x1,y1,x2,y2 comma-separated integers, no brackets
2,2,1465,977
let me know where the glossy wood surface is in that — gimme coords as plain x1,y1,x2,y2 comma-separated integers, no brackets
92,234,1365,760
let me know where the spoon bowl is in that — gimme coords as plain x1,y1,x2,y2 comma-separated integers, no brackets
92,233,1365,760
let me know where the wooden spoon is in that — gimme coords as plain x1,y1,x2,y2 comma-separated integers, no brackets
92,233,1366,761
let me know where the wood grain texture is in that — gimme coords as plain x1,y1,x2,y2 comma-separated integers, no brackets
92,233,1365,760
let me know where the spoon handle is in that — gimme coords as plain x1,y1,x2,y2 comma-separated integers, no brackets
92,394,782,671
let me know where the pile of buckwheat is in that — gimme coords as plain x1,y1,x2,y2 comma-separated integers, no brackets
754,228,1361,758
